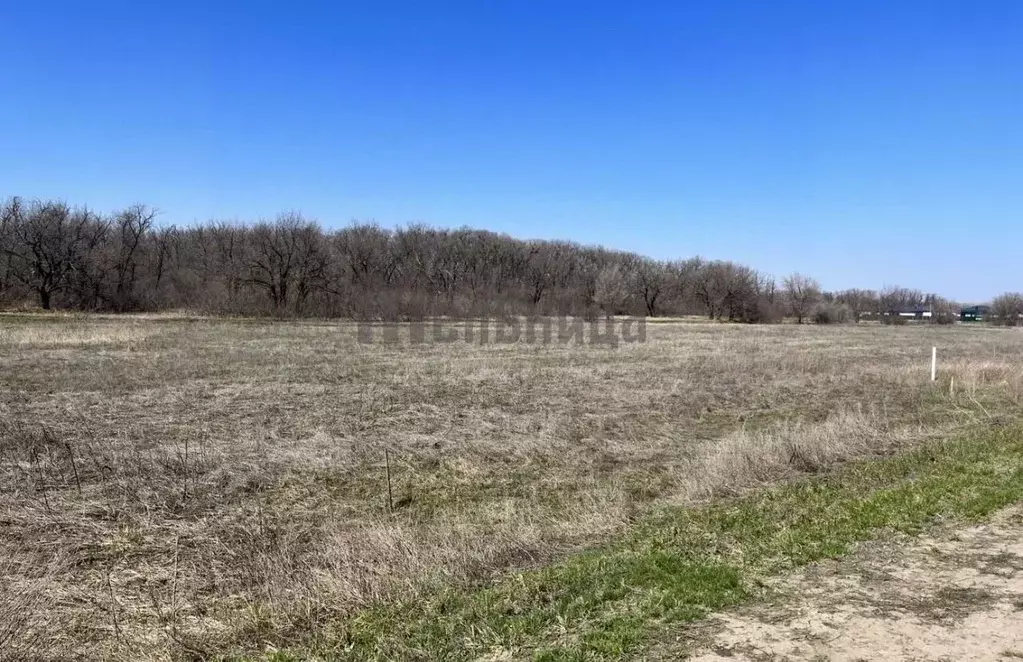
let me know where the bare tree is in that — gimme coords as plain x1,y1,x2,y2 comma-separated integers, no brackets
691,261,774,322
0,198,21,302
330,223,398,318
147,225,178,298
665,257,702,314
593,265,628,318
991,293,1023,326
783,273,821,324
246,213,326,315
723,265,775,323
632,258,668,317
879,286,924,316
693,261,728,320
834,288,879,322
108,205,158,311
3,200,106,310
525,242,559,309
0,194,981,324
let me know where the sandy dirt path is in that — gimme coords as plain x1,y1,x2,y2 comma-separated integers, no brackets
682,506,1023,661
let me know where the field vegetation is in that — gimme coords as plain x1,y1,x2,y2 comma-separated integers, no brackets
1,314,1022,659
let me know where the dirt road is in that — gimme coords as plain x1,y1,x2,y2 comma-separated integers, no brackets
685,506,1023,661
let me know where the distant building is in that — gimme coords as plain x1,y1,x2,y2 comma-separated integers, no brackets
960,305,991,322
895,305,932,319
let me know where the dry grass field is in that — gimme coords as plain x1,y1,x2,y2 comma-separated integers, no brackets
1,314,1022,660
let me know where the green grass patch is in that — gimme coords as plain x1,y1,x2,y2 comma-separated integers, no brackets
262,423,1023,661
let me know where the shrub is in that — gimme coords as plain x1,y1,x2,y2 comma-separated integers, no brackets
740,300,784,324
812,302,852,324
881,314,908,326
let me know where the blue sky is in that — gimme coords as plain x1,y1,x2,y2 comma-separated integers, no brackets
2,1,1021,300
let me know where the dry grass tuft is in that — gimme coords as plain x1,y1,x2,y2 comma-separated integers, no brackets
692,411,910,497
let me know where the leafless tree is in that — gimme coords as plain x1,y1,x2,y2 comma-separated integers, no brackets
0,198,21,303
991,293,1023,326
665,257,702,313
525,242,559,309
632,258,668,317
879,286,924,316
693,261,728,320
783,273,822,324
0,194,977,323
593,265,628,318
833,289,878,322
246,213,326,314
725,265,776,323
108,205,158,310
3,200,106,309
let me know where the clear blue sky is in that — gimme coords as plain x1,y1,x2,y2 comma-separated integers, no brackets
2,1,1021,301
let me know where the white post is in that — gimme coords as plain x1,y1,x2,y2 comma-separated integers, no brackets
931,346,937,382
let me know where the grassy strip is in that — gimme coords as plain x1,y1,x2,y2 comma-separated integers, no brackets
264,423,1023,661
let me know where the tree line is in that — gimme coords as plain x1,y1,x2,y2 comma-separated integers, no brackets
1,197,1019,324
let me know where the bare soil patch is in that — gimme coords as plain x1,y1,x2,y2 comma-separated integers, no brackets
687,506,1023,661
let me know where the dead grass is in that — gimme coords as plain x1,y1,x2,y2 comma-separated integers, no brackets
0,317,1021,660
